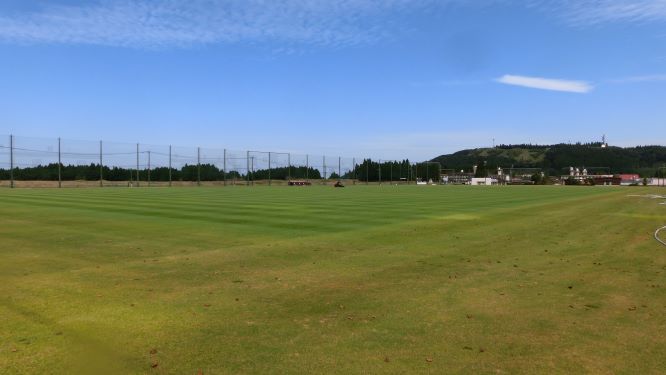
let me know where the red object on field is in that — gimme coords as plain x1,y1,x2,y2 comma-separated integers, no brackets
288,180,311,186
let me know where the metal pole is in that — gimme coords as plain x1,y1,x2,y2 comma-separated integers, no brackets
323,156,326,181
99,140,103,187
306,154,309,181
378,159,381,185
338,156,341,180
9,135,14,188
197,147,201,186
136,143,140,187
246,151,250,186
58,137,61,188
223,149,227,186
390,161,393,184
414,163,419,185
352,158,356,183
168,145,172,187
147,150,151,187
288,153,291,181
250,156,254,186
268,152,272,186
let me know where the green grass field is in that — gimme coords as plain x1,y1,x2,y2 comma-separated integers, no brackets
1,186,665,374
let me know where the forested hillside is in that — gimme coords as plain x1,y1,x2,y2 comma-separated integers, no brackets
432,143,666,177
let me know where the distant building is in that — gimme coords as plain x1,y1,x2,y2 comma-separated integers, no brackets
619,174,641,185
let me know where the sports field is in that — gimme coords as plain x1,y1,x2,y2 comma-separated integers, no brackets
1,186,665,374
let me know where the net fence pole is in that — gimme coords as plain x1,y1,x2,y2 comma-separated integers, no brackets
378,159,382,185
99,140,103,187
58,137,61,188
147,150,151,187
9,134,14,188
168,145,172,187
366,160,369,185
136,143,140,188
246,151,250,186
352,157,356,184
338,156,341,180
288,153,291,181
323,156,326,182
223,149,227,186
390,161,393,184
306,154,309,181
268,152,272,186
197,147,201,187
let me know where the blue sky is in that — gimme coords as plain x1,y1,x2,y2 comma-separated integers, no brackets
0,0,664,160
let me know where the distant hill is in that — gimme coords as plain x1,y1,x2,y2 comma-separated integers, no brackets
431,143,666,177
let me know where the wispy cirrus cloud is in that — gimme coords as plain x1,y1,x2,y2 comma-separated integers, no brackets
609,74,666,83
0,0,436,48
531,0,666,25
496,74,594,93
0,1,664,49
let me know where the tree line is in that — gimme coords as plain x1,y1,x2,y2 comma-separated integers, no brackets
0,159,442,182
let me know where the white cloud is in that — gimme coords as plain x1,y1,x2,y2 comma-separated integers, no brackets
0,0,437,48
496,74,594,93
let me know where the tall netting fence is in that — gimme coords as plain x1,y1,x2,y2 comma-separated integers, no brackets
0,134,439,188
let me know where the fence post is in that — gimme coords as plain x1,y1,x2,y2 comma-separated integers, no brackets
268,152,272,186
352,157,356,183
250,156,255,186
136,143,140,187
378,160,382,185
99,140,103,187
223,149,227,186
246,151,250,186
338,156,341,180
147,150,151,187
58,137,61,188
9,134,14,188
197,147,201,186
168,145,172,187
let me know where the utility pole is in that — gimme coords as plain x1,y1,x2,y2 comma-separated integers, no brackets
57,137,61,188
